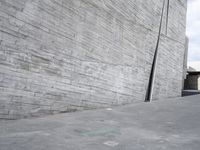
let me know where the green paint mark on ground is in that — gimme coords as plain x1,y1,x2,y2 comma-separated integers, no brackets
75,128,121,137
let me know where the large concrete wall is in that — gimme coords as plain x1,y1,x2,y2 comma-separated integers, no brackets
0,0,187,119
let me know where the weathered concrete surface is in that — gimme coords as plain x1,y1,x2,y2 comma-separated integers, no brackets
1,95,200,150
0,0,187,119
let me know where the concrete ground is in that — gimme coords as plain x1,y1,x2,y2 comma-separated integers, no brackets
1,95,200,150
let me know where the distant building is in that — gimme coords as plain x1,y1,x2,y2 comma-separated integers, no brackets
186,61,200,90
188,61,200,71
185,71,200,90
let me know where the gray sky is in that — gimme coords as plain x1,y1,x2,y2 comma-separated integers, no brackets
186,0,200,62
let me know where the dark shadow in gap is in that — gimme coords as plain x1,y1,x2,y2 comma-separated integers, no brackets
182,90,200,97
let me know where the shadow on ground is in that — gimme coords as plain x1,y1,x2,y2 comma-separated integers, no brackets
182,90,200,97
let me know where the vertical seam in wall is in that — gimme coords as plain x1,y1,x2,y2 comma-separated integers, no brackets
145,0,166,102
166,0,170,35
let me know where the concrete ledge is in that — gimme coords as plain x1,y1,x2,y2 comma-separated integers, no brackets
182,90,200,96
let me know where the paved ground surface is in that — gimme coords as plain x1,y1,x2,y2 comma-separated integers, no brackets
1,95,200,150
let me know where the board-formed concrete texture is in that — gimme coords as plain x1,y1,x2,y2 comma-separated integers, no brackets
0,0,187,119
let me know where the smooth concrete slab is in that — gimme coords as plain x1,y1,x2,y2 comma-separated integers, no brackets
1,95,200,150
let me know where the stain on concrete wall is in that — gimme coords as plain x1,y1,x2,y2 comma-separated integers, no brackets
0,0,187,119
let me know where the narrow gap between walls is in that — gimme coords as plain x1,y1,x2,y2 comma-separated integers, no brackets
145,0,166,102
166,0,170,35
